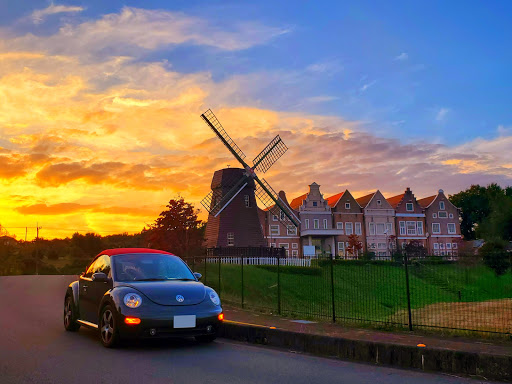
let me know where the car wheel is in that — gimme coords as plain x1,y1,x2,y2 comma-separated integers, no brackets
99,305,120,348
195,334,216,343
64,296,80,332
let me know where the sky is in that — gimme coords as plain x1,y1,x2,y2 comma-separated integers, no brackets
0,1,511,240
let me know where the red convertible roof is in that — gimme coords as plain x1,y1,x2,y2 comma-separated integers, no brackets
98,248,175,257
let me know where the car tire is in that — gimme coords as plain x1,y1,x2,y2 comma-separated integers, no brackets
64,296,81,332
195,334,216,343
99,305,120,348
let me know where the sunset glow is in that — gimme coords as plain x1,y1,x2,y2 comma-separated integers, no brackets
1,3,511,240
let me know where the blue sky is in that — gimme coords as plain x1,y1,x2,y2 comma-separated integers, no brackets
1,1,511,239
3,0,510,144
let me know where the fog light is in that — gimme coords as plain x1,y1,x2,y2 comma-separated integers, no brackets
218,313,224,321
124,317,141,325
206,325,213,333
149,328,157,336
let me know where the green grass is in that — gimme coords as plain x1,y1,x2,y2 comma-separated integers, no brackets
193,261,512,329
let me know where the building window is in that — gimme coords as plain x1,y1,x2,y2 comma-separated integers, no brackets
432,223,441,234
227,232,235,246
406,203,414,211
345,202,350,209
272,215,278,221
447,223,456,234
292,250,298,257
292,243,298,249
279,243,289,249
438,211,448,218
305,219,309,229
377,199,382,205
376,223,385,235
406,221,417,235
244,195,250,208
312,201,318,207
433,243,439,249
323,219,328,229
270,243,276,247
337,242,345,256
270,225,279,235
446,243,452,249
287,226,297,235
314,219,319,229
399,221,406,235
439,201,445,210
449,213,454,219
386,223,392,234
452,243,458,249
355,222,362,235
345,222,353,235
433,213,437,218
377,243,386,249
417,221,424,235
280,210,286,220
439,243,445,250
336,222,344,231
369,223,376,235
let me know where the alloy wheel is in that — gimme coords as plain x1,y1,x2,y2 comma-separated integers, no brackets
101,310,114,344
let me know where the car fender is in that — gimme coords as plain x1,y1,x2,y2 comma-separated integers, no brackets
66,281,80,311
98,286,146,319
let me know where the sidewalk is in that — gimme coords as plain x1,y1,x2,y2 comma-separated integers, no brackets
220,305,512,382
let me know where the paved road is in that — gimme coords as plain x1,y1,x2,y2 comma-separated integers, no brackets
0,275,496,384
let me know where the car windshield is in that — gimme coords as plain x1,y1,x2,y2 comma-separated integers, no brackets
113,253,195,282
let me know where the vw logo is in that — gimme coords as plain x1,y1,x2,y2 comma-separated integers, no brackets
176,295,184,303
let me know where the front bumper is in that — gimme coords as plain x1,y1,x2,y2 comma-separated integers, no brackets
117,306,223,339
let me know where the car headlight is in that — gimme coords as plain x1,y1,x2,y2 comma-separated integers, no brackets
123,293,142,308
209,290,220,306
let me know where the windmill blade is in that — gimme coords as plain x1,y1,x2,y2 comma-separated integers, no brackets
254,177,300,227
202,174,249,217
201,109,248,168
252,135,288,173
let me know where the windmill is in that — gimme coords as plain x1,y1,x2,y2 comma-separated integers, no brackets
200,109,300,248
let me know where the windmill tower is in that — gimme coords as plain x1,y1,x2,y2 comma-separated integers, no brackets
200,109,300,248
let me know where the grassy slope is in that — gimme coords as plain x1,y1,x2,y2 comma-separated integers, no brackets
196,262,512,325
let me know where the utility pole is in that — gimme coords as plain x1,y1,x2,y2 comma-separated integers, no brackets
35,223,42,275
25,227,27,242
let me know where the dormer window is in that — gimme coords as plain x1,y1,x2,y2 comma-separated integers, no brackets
377,200,381,205
439,201,445,210
406,203,413,211
312,202,317,207
345,203,350,209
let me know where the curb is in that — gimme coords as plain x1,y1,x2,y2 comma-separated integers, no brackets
219,321,512,382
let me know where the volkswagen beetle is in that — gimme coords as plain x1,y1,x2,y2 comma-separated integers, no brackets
63,248,223,347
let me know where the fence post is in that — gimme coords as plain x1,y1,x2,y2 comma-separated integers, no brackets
204,254,207,285
241,256,245,308
277,250,281,315
404,252,413,331
218,254,221,296
330,253,336,323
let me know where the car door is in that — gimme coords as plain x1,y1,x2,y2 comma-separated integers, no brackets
79,258,100,323
87,255,113,323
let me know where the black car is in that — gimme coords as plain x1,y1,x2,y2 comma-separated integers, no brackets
64,248,223,347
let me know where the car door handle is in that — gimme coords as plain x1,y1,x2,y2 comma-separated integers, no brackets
83,285,88,291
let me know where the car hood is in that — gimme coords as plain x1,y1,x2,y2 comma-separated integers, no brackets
118,280,206,306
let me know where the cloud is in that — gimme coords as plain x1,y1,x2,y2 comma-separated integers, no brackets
360,80,377,93
304,95,339,103
436,107,450,121
394,52,408,61
11,7,289,57
306,60,343,75
30,3,84,24
16,202,156,216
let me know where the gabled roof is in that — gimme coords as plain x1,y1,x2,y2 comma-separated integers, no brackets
356,192,375,208
326,192,345,208
290,193,308,210
99,248,174,257
417,195,436,208
386,193,405,209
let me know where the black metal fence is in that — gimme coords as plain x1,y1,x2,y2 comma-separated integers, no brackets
187,250,512,336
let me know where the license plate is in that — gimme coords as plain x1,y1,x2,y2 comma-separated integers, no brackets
174,315,196,328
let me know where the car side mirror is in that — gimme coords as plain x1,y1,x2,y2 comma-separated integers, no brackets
92,272,108,283
193,272,202,280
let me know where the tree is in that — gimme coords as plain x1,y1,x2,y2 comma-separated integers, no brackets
403,240,427,259
479,240,510,276
449,185,492,240
347,234,363,257
146,197,204,259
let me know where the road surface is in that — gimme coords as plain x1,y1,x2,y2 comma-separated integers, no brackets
0,275,496,384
